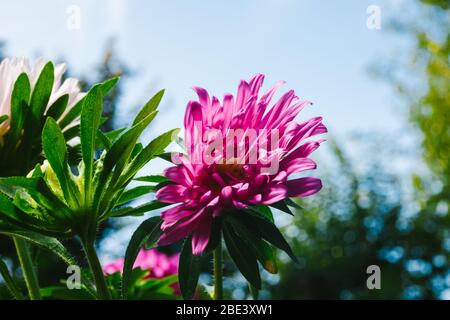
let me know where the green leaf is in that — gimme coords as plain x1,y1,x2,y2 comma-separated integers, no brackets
42,117,79,207
0,258,25,300
122,216,163,299
30,62,54,122
80,86,103,205
9,73,31,142
62,124,80,142
269,200,293,215
0,115,8,125
95,112,158,210
205,217,222,253
226,215,278,274
140,274,178,292
40,286,95,300
0,227,77,266
134,175,168,183
178,238,201,300
133,89,164,125
119,128,179,187
108,200,170,219
58,77,118,130
0,192,65,236
157,152,175,163
242,209,298,263
115,185,155,206
104,127,126,142
46,94,69,120
248,205,274,222
223,223,261,290
98,77,119,96
285,198,303,209
58,98,83,130
103,112,157,183
95,130,112,150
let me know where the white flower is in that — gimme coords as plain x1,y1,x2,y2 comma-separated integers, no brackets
0,57,85,138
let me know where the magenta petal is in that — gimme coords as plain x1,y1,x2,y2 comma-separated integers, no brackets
192,86,210,109
156,185,187,203
285,177,322,197
158,210,203,246
282,158,317,175
165,166,192,186
161,206,194,229
248,74,265,95
184,101,204,151
283,140,324,163
221,186,233,202
261,184,288,204
191,214,213,255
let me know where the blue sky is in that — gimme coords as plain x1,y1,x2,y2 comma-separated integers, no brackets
0,0,411,138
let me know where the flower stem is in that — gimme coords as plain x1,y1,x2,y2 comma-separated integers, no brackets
81,240,111,300
0,257,25,300
13,237,41,300
213,239,223,300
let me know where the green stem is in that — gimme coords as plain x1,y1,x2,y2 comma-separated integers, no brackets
81,240,111,300
13,237,41,300
0,258,25,300
213,239,223,300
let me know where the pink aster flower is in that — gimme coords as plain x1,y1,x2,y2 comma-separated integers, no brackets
103,248,179,279
156,74,327,255
0,57,84,138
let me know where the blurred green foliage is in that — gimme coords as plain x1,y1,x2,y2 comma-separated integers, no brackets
270,0,450,300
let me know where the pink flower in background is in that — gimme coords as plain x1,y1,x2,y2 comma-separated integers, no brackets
0,57,84,138
103,248,179,279
157,74,327,255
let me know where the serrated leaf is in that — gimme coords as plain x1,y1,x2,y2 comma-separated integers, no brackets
122,216,163,299
0,228,77,266
0,190,64,236
178,238,201,300
0,257,25,300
